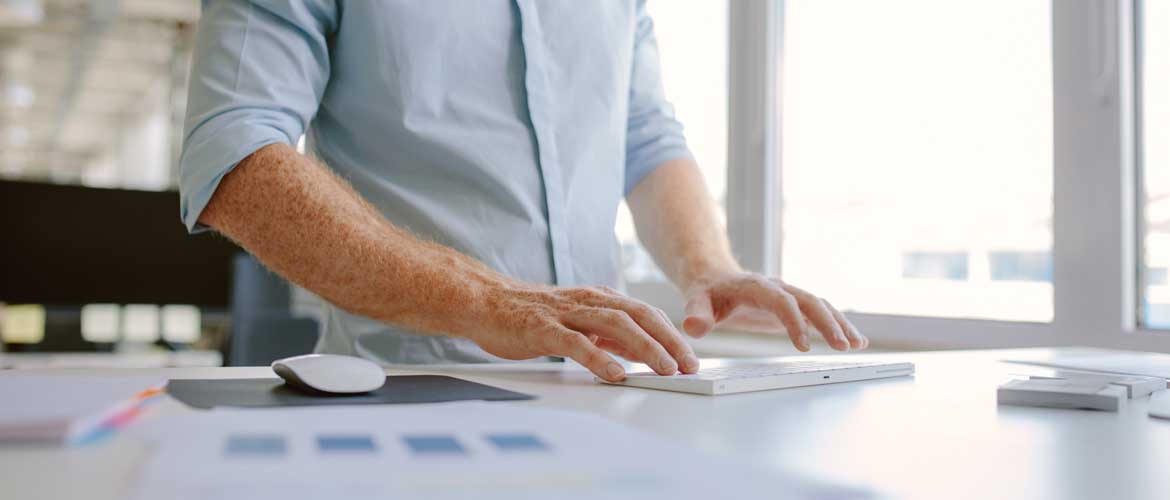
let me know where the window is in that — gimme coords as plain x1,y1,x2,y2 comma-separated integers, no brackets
988,251,1052,283
1147,267,1168,287
617,0,729,285
1140,0,1170,328
698,1,1170,351
902,252,969,281
777,0,1054,322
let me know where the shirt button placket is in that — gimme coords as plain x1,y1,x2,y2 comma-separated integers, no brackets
514,0,573,286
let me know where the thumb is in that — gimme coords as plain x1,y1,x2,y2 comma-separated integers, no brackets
683,291,715,338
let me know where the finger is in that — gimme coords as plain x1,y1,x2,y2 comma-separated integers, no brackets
753,286,810,352
547,327,626,382
620,300,699,373
563,309,678,375
594,338,642,361
658,307,701,371
683,292,716,339
825,301,867,349
784,286,848,351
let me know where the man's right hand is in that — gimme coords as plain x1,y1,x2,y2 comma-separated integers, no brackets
465,283,701,382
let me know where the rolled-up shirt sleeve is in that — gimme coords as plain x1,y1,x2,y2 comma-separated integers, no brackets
623,0,694,196
179,0,337,232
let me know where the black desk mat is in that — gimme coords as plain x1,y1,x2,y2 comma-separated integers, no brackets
166,375,535,409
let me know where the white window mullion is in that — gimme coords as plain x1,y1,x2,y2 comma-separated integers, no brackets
727,0,781,276
1051,0,1135,345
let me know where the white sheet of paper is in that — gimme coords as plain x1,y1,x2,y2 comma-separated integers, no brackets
1006,351,1170,379
0,374,162,443
128,402,873,499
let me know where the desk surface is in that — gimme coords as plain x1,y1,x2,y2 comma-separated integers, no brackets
2,348,1169,500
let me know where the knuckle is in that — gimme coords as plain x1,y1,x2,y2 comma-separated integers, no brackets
553,308,573,324
582,347,607,366
633,335,662,354
628,302,657,319
602,308,633,326
656,308,679,326
565,287,610,303
791,287,817,303
540,327,577,352
765,288,796,311
559,305,595,324
556,331,580,349
746,274,773,289
538,329,566,352
779,291,801,309
821,299,840,315
564,288,594,301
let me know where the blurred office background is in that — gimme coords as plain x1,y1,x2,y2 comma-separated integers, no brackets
2,0,1169,366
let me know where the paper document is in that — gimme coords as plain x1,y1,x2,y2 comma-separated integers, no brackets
1005,350,1170,379
0,374,163,444
129,402,873,499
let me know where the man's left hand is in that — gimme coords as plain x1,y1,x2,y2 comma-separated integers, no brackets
681,272,868,352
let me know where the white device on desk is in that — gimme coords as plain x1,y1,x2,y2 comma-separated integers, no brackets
998,379,1129,411
997,372,1166,412
271,354,386,394
600,359,915,395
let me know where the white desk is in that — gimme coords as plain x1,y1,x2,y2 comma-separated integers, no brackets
2,348,1168,500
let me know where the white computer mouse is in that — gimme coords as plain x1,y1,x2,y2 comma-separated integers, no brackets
271,354,386,394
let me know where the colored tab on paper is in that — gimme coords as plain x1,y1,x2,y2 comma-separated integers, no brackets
403,435,465,456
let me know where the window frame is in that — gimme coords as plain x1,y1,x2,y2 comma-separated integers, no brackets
714,0,1170,352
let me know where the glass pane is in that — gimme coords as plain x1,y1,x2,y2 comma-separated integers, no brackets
617,0,729,284
779,0,1054,321
1140,0,1170,327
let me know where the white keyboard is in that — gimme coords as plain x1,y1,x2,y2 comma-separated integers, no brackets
600,360,915,395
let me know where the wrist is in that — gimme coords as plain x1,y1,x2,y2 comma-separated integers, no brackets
447,266,517,340
385,250,518,341
678,257,742,292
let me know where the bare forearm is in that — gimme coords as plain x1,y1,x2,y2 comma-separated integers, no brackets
199,143,500,336
627,158,741,290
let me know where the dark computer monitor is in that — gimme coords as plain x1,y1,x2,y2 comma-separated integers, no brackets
0,180,240,307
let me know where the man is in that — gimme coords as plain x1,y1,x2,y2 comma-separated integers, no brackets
181,1,867,382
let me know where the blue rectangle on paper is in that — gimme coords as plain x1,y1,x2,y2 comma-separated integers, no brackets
317,435,377,453
225,435,286,456
403,435,465,455
486,433,549,452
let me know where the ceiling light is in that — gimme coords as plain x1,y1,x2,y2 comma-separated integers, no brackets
81,304,121,343
3,126,30,146
123,304,161,343
0,0,43,27
0,304,45,344
1,83,33,108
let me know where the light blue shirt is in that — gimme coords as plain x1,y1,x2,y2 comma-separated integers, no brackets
180,0,691,364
